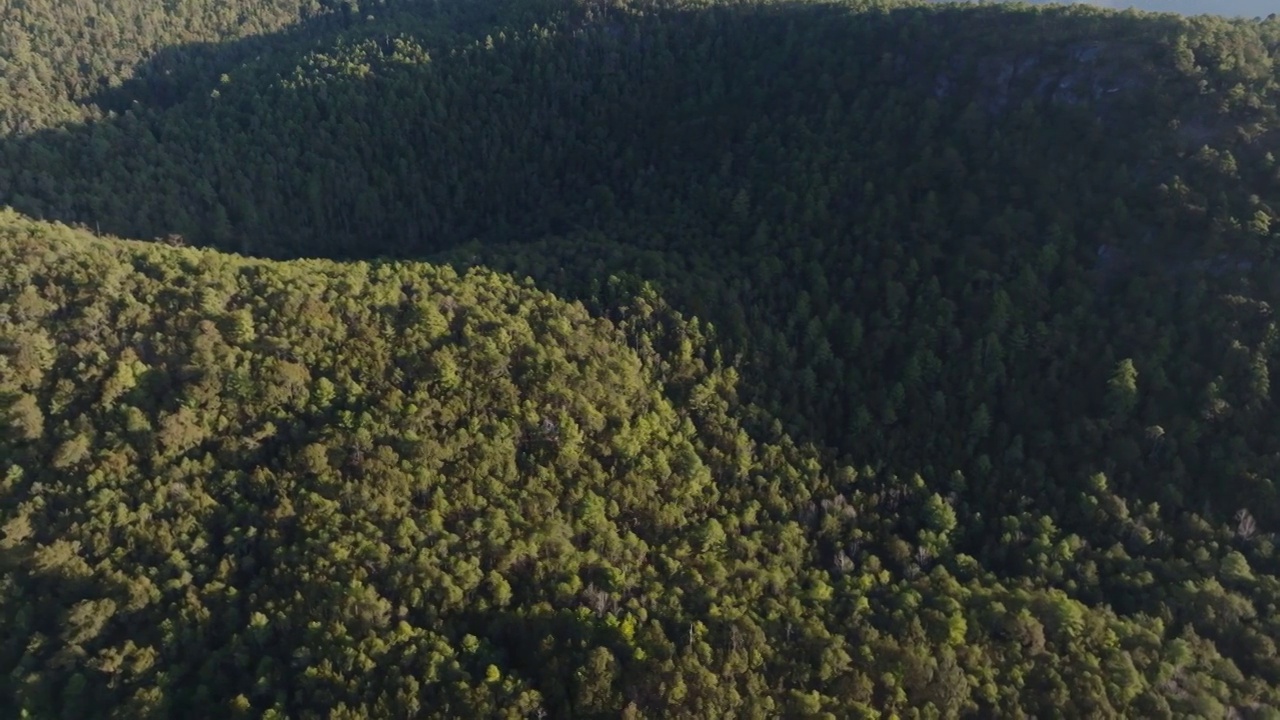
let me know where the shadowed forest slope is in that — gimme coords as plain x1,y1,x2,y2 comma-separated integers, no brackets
4,0,1280,717
7,0,1278,522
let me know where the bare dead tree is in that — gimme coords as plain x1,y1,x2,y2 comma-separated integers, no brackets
1235,508,1257,540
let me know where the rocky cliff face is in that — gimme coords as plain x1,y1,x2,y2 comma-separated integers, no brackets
931,40,1160,118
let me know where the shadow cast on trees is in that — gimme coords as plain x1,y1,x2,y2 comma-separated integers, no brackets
1,0,1248,529
0,0,1183,257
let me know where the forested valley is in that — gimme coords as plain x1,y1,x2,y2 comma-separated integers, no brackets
4,0,1280,717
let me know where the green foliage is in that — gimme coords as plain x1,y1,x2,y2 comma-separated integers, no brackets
3,0,1280,716
1107,358,1140,417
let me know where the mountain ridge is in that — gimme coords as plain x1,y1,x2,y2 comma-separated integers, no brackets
4,0,1280,717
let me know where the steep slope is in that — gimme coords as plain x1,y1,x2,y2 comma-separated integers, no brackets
4,212,1279,717
0,211,796,717
0,0,327,134
4,0,1280,717
6,0,1280,519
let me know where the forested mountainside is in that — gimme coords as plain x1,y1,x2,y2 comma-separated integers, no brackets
5,0,1280,717
0,0,315,134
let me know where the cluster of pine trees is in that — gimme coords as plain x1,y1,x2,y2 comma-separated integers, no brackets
3,0,1280,717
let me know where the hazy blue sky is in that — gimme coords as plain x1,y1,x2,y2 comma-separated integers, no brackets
947,0,1275,18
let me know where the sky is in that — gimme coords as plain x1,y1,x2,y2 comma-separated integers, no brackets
947,0,1276,18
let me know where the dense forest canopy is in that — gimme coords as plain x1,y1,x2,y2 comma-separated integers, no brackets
4,0,1280,717
958,0,1276,21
